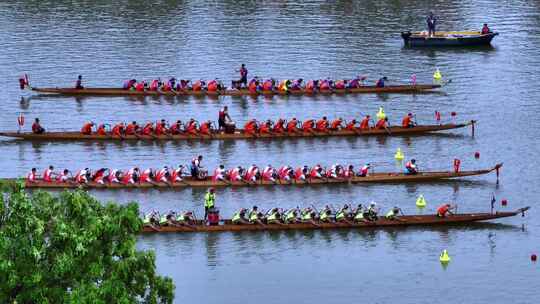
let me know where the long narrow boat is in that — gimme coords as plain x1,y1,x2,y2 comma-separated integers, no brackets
401,31,499,47
25,84,441,97
0,121,474,141
141,207,529,233
7,163,502,189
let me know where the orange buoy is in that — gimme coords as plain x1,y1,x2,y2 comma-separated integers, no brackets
501,199,508,206
532,254,537,262
474,152,480,159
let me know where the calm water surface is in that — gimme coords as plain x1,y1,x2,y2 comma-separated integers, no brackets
1,0,539,303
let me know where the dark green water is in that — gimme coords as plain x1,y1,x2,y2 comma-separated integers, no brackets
1,0,539,303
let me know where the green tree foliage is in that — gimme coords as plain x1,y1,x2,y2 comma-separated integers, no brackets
0,182,174,304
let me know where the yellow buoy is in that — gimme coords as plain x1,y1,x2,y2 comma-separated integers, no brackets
394,148,404,161
376,107,386,121
416,194,427,207
440,250,451,263
433,68,442,80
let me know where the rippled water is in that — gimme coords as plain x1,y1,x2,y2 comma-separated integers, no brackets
1,0,540,303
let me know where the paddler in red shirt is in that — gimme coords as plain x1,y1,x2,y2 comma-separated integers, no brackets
286,118,299,133
302,119,315,133
96,124,107,135
273,119,285,133
401,113,416,128
259,120,273,135
155,119,168,136
170,120,183,135
125,121,139,135
315,117,329,132
111,122,124,137
359,115,371,130
26,168,38,184
32,118,45,134
199,120,212,136
375,117,388,129
42,165,56,182
244,119,258,135
437,203,454,217
141,122,154,136
80,122,94,135
185,119,198,136
345,119,357,131
330,118,343,131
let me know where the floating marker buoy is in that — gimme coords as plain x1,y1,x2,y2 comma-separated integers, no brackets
440,250,451,263
433,68,442,80
502,199,508,206
416,194,427,207
394,148,404,161
475,152,480,159
376,107,386,121
532,254,537,262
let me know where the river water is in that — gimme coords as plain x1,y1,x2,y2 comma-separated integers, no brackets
1,0,539,303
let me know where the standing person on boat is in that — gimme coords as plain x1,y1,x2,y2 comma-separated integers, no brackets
218,106,234,131
481,23,491,35
437,203,455,217
31,118,45,134
405,159,418,175
75,75,84,89
204,188,216,220
401,113,416,128
427,12,437,37
191,155,204,179
237,64,248,88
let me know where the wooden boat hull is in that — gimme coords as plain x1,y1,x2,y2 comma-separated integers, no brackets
7,163,502,189
141,207,529,233
0,122,473,141
401,31,498,47
28,84,441,97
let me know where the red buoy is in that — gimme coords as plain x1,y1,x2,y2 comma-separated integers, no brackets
474,152,480,159
532,254,537,262
501,199,508,206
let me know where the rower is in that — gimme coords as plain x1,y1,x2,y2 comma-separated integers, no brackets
358,163,371,177
310,164,325,179
359,115,370,130
301,207,317,224
207,79,219,92
376,77,388,88
190,155,205,179
185,119,198,136
169,120,182,135
345,119,357,131
266,208,283,224
259,120,273,135
437,203,454,218
315,117,329,132
192,80,205,91
135,81,146,92
248,206,263,224
204,188,216,220
143,210,160,229
262,79,274,91
125,121,139,135
41,165,55,183
353,204,365,222
319,79,331,91
405,159,418,175
229,166,244,181
401,113,416,128
278,79,290,93
262,164,277,182
232,208,250,224
154,166,170,183
199,120,212,136
56,169,70,183
237,64,248,88
278,165,293,181
111,122,124,137
302,119,315,133
286,118,299,133
290,78,303,90
142,122,154,136
365,202,379,221
273,119,285,133
481,23,491,35
294,165,309,181
32,118,45,134
212,165,227,182
305,80,317,93
244,165,259,183
343,165,355,179
248,77,259,94
329,118,343,131
158,211,169,227
385,206,403,220
244,119,258,135
75,75,84,89
92,168,108,184
75,168,90,184
140,168,154,183
155,119,168,136
375,117,388,129
319,205,333,223
328,164,343,179
176,211,196,227
284,208,300,223
334,79,347,90
107,169,121,184
335,205,350,222
81,122,94,135
26,168,38,183
121,167,139,185
96,124,107,135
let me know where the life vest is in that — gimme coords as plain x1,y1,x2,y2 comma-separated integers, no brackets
155,123,166,135
262,167,275,181
122,169,134,184
310,166,323,178
259,122,271,134
43,168,53,182
111,124,123,136
278,166,291,180
273,119,285,133
262,80,273,91
162,82,171,91
294,167,306,181
305,80,315,92
360,118,370,129
97,124,107,135
245,166,259,182
302,120,314,132
229,168,242,181
405,161,416,170
150,80,159,91
212,168,226,181
75,170,87,183
330,119,342,130
334,80,345,89
286,120,298,132
142,123,154,135
437,205,450,216
319,80,330,91
135,82,145,91
93,170,105,184
81,123,93,135
170,123,181,134
244,120,258,134
359,165,370,176
185,121,198,135
155,168,168,182
345,121,356,131
192,80,203,91
375,119,387,129
402,116,412,128
248,80,258,93
57,172,69,183
125,123,137,135
315,119,328,132
108,169,119,183
207,80,218,92
170,168,182,182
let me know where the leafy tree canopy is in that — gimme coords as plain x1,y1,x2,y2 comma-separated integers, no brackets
0,182,174,304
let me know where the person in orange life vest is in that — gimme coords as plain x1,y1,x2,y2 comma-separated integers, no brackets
111,122,124,137
244,119,258,135
329,118,343,131
315,117,329,132
376,77,388,88
57,169,71,183
135,81,146,92
360,115,371,130
302,119,315,132
32,118,45,134
358,163,371,177
96,124,108,135
345,119,357,131
481,23,491,35
248,78,259,94
139,168,154,183
169,120,183,135
81,122,94,135
310,164,325,179
259,120,273,134
185,119,199,135
155,119,168,136
141,122,154,136
42,165,56,182
278,165,293,181
192,80,205,91
207,79,219,92
212,165,227,182
290,79,303,90
319,79,331,91
273,119,285,133
199,120,212,135
75,75,84,89
27,168,38,183
375,117,388,129
92,168,108,184
262,165,277,182
402,113,416,128
228,166,244,181
305,80,316,93
244,165,260,182
75,168,90,184
437,203,454,217
125,121,139,135
405,159,418,175
334,79,347,90
262,79,274,91
286,118,299,133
